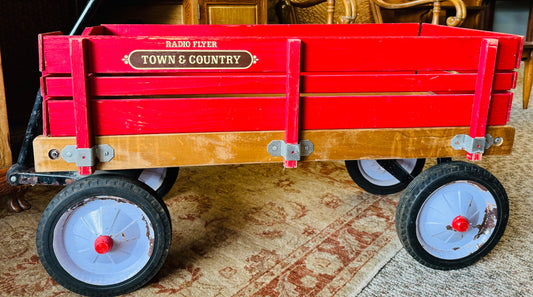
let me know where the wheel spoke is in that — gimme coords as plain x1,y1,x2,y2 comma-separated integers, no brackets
107,254,116,265
81,217,98,236
77,247,92,253
113,219,137,237
73,232,92,242
99,206,104,234
109,209,121,233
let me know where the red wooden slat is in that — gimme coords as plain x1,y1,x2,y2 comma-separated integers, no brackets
101,24,421,38
285,39,302,168
46,93,512,137
421,24,524,69
70,38,94,175
42,72,516,97
39,31,62,73
41,35,520,74
468,39,499,161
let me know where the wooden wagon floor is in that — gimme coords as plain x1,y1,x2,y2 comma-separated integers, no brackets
1,65,532,296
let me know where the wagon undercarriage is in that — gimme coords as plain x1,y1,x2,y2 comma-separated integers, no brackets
7,22,523,296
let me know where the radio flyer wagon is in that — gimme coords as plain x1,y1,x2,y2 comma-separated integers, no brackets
8,23,523,296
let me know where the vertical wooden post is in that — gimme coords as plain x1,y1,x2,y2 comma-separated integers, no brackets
0,47,12,168
70,38,95,175
285,39,302,168
468,38,498,161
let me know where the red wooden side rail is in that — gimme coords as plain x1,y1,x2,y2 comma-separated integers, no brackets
36,23,523,173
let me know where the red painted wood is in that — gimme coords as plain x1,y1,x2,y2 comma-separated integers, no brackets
38,24,524,168
70,38,94,175
101,24,421,38
45,93,512,137
285,39,302,168
42,72,516,97
421,24,524,69
39,32,62,74
40,35,520,74
82,26,105,36
468,39,499,161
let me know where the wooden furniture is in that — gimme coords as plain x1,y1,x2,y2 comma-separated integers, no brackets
0,48,29,212
0,48,10,169
277,0,467,25
183,0,268,24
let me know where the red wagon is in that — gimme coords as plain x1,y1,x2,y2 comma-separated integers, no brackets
10,23,523,295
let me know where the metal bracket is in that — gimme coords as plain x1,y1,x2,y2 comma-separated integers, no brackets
267,140,314,161
451,134,493,154
61,144,115,166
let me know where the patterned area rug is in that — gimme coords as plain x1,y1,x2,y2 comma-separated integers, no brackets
0,161,402,296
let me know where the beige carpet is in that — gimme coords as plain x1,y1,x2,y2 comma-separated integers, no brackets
0,162,403,296
1,65,531,296
358,64,533,296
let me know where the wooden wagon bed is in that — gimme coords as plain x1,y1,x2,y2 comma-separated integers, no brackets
33,23,522,175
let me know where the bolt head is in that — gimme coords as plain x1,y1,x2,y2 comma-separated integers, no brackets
272,146,278,151
10,176,16,182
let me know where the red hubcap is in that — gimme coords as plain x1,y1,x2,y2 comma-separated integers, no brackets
94,235,114,254
451,215,469,232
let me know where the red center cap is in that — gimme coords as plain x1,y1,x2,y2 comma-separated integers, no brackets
94,235,114,254
451,216,469,232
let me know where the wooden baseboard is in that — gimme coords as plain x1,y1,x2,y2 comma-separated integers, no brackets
33,126,515,172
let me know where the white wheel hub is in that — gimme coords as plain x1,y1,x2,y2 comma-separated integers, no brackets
416,181,498,260
53,197,154,285
358,159,417,186
138,168,167,190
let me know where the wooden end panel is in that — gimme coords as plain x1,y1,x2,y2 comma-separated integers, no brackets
102,24,421,38
33,126,515,172
420,24,523,70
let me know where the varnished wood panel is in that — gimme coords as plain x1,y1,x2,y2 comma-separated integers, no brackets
33,126,515,172
0,48,11,168
184,0,267,24
207,5,257,24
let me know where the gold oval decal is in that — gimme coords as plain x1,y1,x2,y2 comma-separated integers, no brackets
124,50,256,70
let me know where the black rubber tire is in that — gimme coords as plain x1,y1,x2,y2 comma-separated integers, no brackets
345,159,425,195
396,161,509,270
137,167,179,198
36,175,172,296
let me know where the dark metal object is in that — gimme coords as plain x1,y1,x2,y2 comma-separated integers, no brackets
69,0,102,36
7,0,102,186
376,159,414,186
8,163,79,186
437,158,453,164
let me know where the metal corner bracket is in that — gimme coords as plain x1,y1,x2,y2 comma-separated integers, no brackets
451,134,493,154
267,140,314,161
61,144,115,167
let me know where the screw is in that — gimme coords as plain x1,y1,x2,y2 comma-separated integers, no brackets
48,149,60,160
66,152,72,157
494,137,503,146
272,146,278,151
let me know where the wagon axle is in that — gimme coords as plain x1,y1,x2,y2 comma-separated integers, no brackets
451,215,470,232
94,235,114,254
